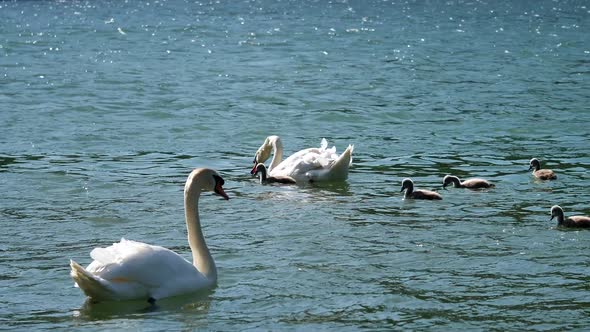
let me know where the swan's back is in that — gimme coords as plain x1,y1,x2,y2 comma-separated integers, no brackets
87,239,197,280
270,139,353,182
409,189,443,200
270,147,324,176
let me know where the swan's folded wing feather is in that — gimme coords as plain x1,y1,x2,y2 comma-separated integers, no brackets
87,239,200,288
274,150,329,178
90,238,146,264
269,139,350,182
270,147,320,176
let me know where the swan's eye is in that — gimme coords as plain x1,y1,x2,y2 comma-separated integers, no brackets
253,156,257,164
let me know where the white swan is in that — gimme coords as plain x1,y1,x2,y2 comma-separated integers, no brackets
69,168,229,303
251,135,354,183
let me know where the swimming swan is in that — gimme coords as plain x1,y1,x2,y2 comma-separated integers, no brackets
251,135,353,183
69,168,229,303
401,178,442,200
253,163,296,184
442,175,495,189
550,205,590,228
529,158,557,180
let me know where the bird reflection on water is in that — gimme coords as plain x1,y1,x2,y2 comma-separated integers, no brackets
73,290,213,321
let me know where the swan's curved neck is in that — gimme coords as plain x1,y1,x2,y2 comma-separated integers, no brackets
268,138,283,173
404,183,414,197
258,167,267,183
449,176,461,187
555,212,565,224
184,188,217,281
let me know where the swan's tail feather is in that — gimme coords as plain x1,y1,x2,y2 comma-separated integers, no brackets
334,144,354,169
70,260,114,300
344,144,354,166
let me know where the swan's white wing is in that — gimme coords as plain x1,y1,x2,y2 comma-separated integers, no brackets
269,147,321,177
270,139,341,181
87,238,203,290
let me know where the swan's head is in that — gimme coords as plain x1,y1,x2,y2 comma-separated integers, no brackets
550,205,563,221
251,136,278,174
442,175,458,188
185,168,229,200
400,178,414,192
253,163,267,177
529,158,540,171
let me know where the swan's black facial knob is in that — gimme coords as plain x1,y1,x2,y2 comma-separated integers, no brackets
213,175,229,200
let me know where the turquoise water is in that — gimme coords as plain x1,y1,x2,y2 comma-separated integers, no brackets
1,0,590,330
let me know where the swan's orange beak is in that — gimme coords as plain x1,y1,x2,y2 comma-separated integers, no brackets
215,183,229,200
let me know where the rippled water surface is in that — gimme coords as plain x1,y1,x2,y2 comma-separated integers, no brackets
1,0,590,330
